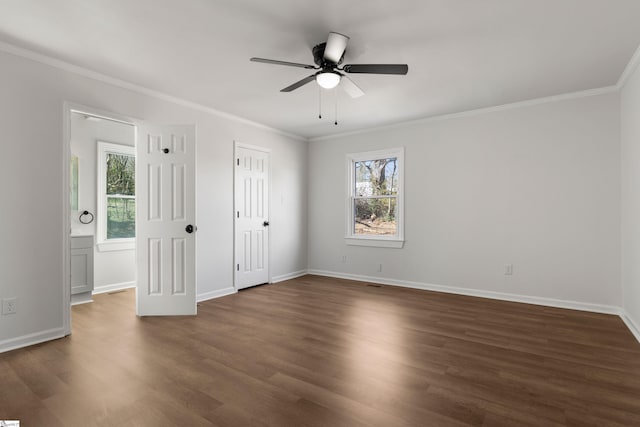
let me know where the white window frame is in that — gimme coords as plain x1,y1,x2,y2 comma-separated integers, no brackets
97,141,135,251
345,147,405,248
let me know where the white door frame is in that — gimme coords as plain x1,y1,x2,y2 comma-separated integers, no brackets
62,102,139,335
233,141,272,290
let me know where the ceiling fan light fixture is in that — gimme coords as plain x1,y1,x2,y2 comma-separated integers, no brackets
316,72,341,89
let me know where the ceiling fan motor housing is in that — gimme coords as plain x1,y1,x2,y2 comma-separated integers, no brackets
313,42,344,66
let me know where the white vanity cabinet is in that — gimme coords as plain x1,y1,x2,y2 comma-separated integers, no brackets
71,235,94,295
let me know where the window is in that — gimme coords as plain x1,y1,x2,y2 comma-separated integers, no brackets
97,142,135,250
346,147,404,248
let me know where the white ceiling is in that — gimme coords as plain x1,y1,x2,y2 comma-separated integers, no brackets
2,0,640,139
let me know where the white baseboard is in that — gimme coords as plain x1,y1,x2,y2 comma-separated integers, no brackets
0,327,66,354
93,282,238,303
197,286,237,303
5,272,637,355
307,269,622,315
621,311,640,344
71,292,93,306
308,269,640,344
92,281,136,295
271,270,308,283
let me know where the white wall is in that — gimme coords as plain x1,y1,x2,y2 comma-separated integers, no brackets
621,60,640,336
0,49,308,350
308,93,621,309
70,112,136,292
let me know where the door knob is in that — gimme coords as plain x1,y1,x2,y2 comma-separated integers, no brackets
185,224,196,233
163,148,170,154
263,221,270,227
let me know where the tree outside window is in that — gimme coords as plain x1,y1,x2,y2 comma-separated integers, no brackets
97,142,135,248
354,158,398,235
105,152,135,239
346,147,404,248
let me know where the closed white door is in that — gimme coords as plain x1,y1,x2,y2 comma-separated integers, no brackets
136,124,197,315
235,145,270,289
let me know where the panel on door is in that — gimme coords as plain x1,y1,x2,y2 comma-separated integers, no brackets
136,124,197,315
235,145,270,290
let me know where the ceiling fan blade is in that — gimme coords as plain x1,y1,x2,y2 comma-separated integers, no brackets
323,32,349,64
343,64,409,75
341,75,364,98
250,57,316,69
280,74,317,92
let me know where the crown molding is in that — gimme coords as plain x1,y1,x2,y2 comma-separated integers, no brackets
310,40,639,142
309,85,618,142
617,44,640,90
2,38,639,144
0,41,307,142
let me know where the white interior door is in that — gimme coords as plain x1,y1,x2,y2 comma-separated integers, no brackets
136,124,197,315
235,145,270,290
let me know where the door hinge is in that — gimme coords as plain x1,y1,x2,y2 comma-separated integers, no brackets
237,158,239,166
237,211,239,218
237,264,239,271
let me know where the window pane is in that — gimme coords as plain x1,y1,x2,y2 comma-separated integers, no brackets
107,197,135,239
355,158,398,196
106,153,135,195
354,198,397,235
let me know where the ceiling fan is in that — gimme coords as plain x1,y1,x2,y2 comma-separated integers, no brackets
250,32,408,98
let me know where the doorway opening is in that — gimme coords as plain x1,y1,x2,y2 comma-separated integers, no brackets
63,104,199,334
69,110,136,308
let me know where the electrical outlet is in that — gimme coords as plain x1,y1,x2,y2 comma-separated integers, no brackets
341,255,347,264
504,264,513,275
377,264,383,272
2,297,17,315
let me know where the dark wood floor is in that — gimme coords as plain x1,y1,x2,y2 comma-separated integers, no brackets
2,275,640,426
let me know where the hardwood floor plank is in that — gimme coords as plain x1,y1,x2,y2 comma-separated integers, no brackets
1,275,640,426
267,371,416,427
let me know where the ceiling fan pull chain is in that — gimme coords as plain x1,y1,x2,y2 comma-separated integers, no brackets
334,88,338,125
318,87,322,119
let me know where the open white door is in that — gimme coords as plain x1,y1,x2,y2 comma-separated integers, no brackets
136,124,197,315
235,144,270,290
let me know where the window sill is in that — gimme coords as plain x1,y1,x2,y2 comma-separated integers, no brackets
97,241,135,252
345,237,404,248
